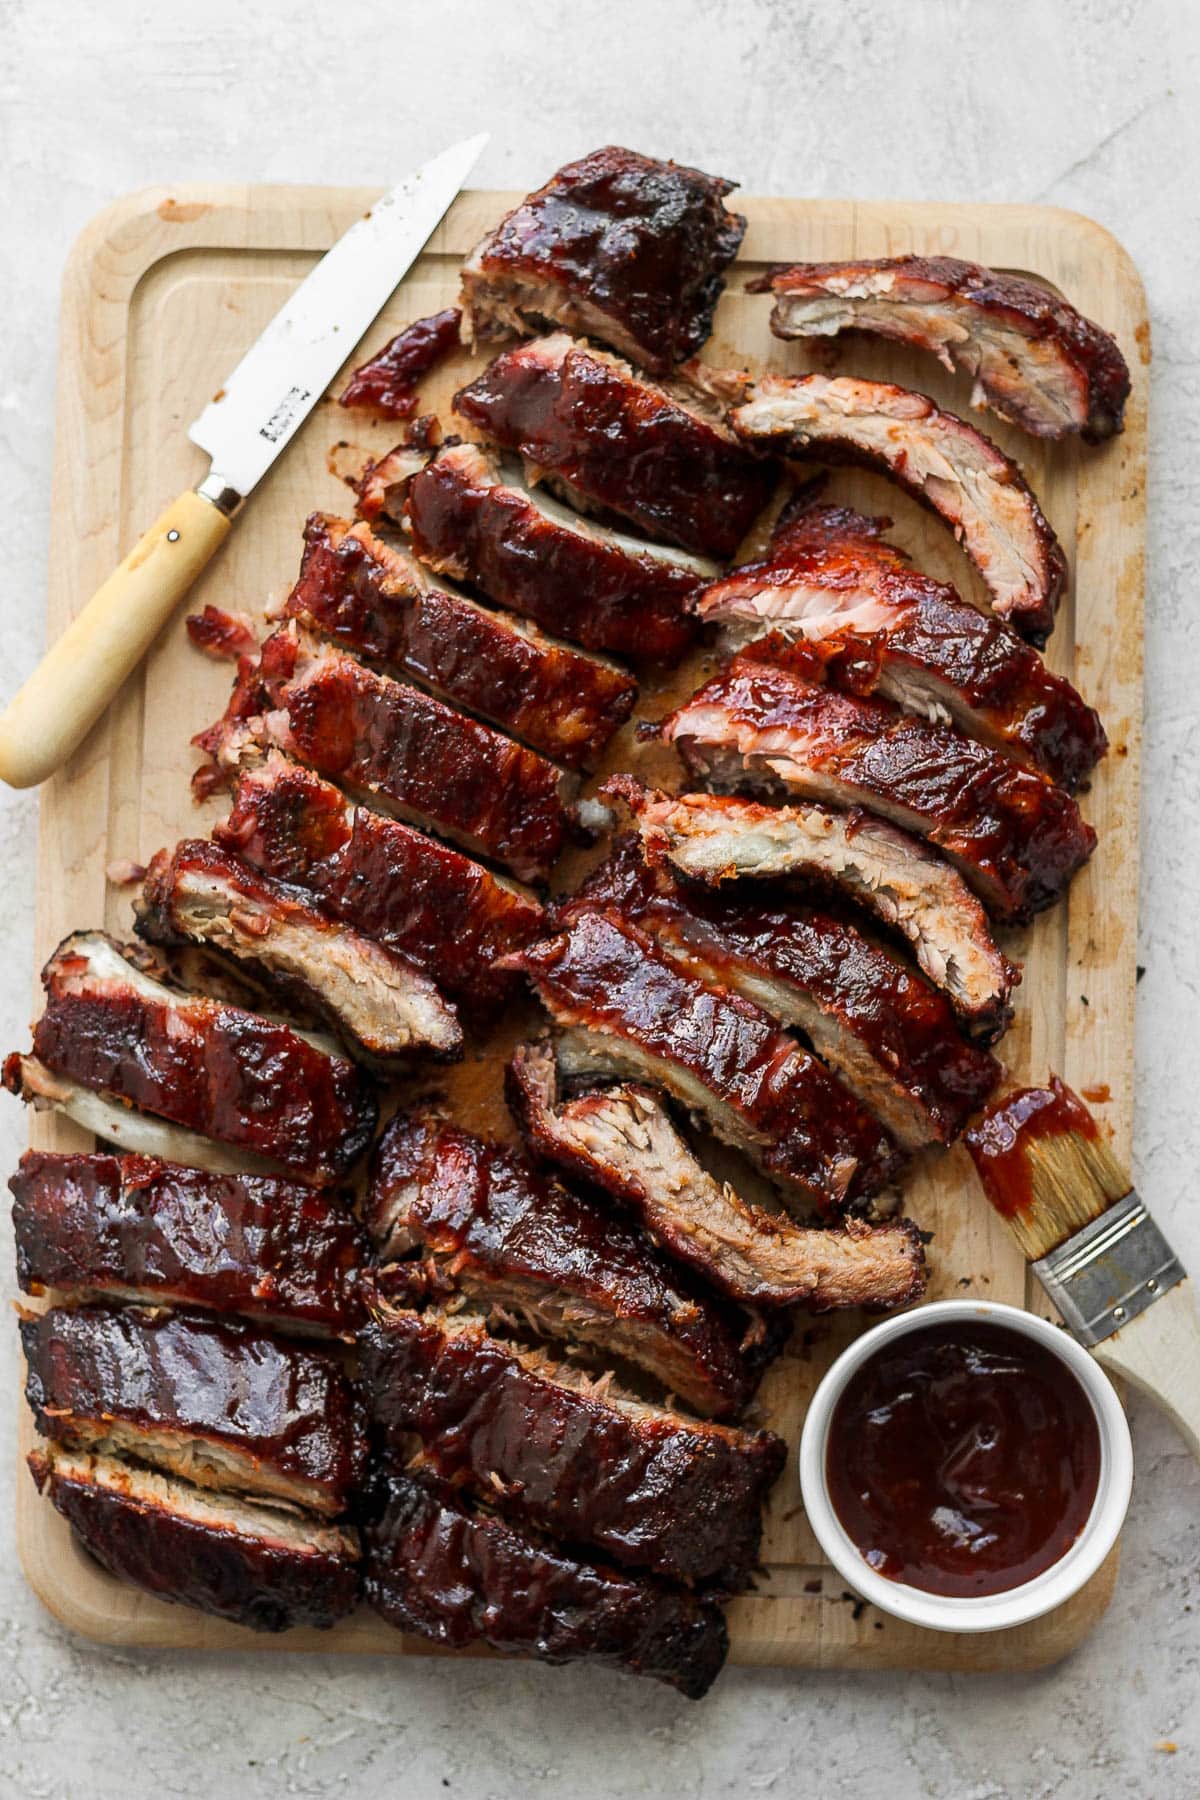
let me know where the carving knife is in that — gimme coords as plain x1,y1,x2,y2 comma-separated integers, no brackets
0,133,488,789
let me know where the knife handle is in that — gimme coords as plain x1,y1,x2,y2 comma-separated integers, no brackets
0,488,233,789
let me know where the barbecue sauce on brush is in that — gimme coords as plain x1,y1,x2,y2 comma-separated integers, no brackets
826,1322,1101,1597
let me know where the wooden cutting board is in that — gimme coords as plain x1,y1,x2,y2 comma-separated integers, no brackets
15,183,1148,1671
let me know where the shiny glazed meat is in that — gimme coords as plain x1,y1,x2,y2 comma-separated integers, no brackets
460,144,745,372
10,1150,365,1335
360,1306,785,1588
286,513,636,770
215,754,543,1023
30,1445,359,1632
22,1303,367,1515
364,1470,728,1696
662,658,1096,922
453,334,775,557
364,1113,780,1420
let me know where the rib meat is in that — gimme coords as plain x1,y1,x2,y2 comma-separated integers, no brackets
753,257,1130,442
567,836,1000,1149
285,513,636,770
508,1041,926,1309
507,909,902,1214
15,932,377,1184
339,307,462,417
30,1445,359,1632
697,490,1107,791
660,659,1095,922
360,1305,785,1588
605,779,1016,1041
136,838,461,1065
213,753,544,1023
365,1470,727,1696
364,1113,777,1420
195,620,588,882
731,374,1067,643
460,144,745,373
22,1304,367,1516
453,334,776,558
400,442,709,661
11,1151,364,1335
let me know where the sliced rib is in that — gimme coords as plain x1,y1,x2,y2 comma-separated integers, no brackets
697,490,1107,791
136,838,461,1065
365,1470,727,1697
22,1304,366,1516
567,837,1000,1149
453,334,776,558
606,779,1015,1040
731,374,1067,643
15,932,377,1184
11,1150,365,1336
214,753,544,1024
459,144,745,374
29,1445,359,1632
660,659,1095,922
507,909,901,1214
754,257,1130,442
195,620,587,883
285,512,636,770
364,1113,777,1420
508,1041,926,1309
360,1304,785,1588
399,442,710,662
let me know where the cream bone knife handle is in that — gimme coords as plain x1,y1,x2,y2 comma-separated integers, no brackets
1034,1191,1200,1463
0,484,234,790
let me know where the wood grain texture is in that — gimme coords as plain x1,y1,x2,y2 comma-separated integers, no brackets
14,184,1149,1671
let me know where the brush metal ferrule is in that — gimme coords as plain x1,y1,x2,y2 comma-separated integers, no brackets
1032,1189,1185,1346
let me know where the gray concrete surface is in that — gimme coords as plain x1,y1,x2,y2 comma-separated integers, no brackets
1,1,1197,1794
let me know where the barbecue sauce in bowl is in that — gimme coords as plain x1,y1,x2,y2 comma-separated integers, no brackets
826,1321,1101,1598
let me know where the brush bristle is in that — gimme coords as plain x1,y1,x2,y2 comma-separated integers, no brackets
965,1077,1131,1261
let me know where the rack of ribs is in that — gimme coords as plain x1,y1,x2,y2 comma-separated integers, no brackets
508,1041,926,1311
4,932,377,1183
730,374,1067,644
660,658,1095,922
364,1470,727,1696
214,753,544,1024
29,1445,359,1632
507,908,902,1215
606,779,1016,1041
136,838,462,1065
751,257,1130,442
364,1113,781,1421
459,144,745,373
696,488,1107,791
397,442,711,661
11,1150,365,1336
453,334,776,557
567,835,1000,1149
194,620,592,883
21,1303,367,1516
360,1305,786,1590
285,512,636,770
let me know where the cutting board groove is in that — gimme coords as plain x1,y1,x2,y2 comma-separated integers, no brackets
16,184,1148,1672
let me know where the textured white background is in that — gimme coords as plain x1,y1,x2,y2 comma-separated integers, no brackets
1,2,1197,1795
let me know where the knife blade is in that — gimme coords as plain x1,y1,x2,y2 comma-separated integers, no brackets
0,134,488,789
189,132,488,506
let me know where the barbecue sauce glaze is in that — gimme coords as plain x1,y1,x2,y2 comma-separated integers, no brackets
826,1321,1101,1597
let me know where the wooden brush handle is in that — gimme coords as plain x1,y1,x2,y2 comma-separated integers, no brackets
1094,1277,1200,1462
0,488,232,790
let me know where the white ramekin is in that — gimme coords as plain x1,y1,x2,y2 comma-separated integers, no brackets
798,1298,1133,1633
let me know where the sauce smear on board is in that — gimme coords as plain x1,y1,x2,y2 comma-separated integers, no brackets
826,1321,1101,1597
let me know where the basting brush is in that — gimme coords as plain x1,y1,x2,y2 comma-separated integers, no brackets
965,1075,1200,1462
